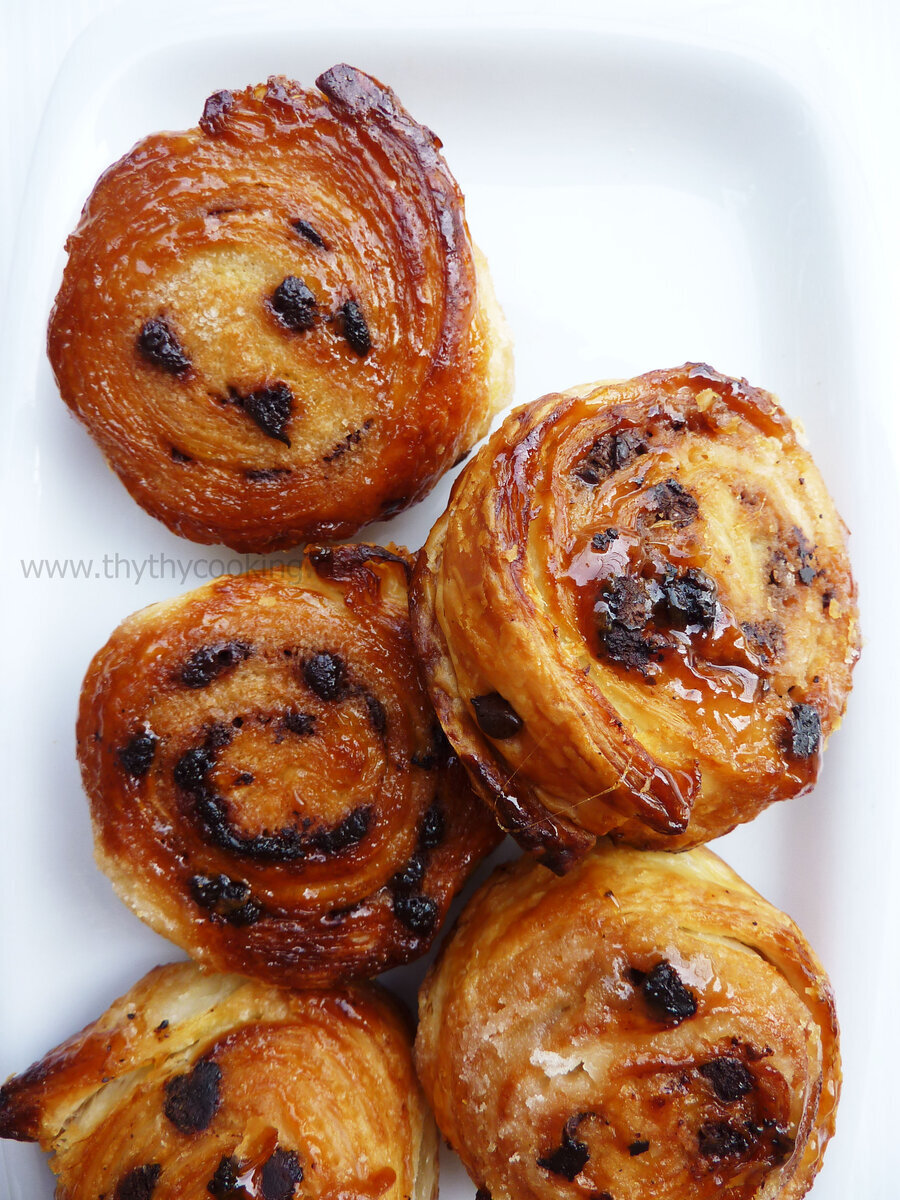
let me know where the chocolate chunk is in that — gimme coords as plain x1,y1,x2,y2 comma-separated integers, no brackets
393,892,438,936
573,428,647,485
339,300,372,355
600,623,659,671
365,693,387,735
245,467,292,482
537,1115,592,1181
697,1121,752,1160
604,576,656,630
200,90,234,135
180,641,252,688
310,805,372,855
163,1060,222,1134
741,620,785,664
115,1163,162,1200
591,528,619,552
117,732,158,778
641,960,698,1023
189,874,262,926
137,318,191,374
171,447,192,463
260,1148,303,1200
240,384,294,446
470,693,523,739
660,567,717,630
207,1156,239,1197
595,576,664,672
788,704,820,757
648,479,699,528
389,852,427,895
197,794,306,862
292,218,326,248
699,1058,755,1102
419,802,445,849
302,652,346,701
270,275,317,331
174,746,216,792
628,1140,650,1157
283,710,316,736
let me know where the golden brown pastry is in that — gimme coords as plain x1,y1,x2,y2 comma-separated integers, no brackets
77,545,499,987
0,961,437,1200
411,364,860,867
48,67,512,552
416,841,839,1200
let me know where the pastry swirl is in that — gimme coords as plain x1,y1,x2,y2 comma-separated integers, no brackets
48,67,512,551
0,961,437,1200
77,545,499,986
416,842,839,1200
411,364,860,866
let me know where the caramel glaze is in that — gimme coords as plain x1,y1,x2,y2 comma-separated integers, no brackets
416,842,839,1200
76,545,499,987
48,68,512,552
0,962,438,1200
411,364,859,865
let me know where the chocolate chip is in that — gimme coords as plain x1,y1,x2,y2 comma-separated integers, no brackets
260,1148,303,1200
117,732,158,778
591,528,619,552
537,1115,592,1181
174,746,216,792
198,794,306,862
603,576,656,630
180,641,252,688
699,1058,755,1102
419,801,445,849
239,384,294,445
393,893,438,936
189,874,262,926
310,805,372,855
389,852,427,895
788,704,820,757
339,300,372,355
292,218,326,248
200,90,234,135
647,479,699,528
283,711,316,736
573,428,647,485
475,1191,491,1200
470,693,523,739
234,772,254,786
115,1164,162,1200
628,1140,650,1157
137,318,191,374
163,1060,222,1134
697,1121,752,1160
641,960,698,1023
595,576,664,673
661,567,717,630
207,1156,239,1197
364,693,387,736
270,276,317,331
171,447,192,463
302,652,346,701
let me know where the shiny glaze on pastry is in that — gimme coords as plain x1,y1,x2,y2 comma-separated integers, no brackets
77,545,499,986
416,841,839,1200
48,67,512,551
0,961,437,1200
411,364,859,867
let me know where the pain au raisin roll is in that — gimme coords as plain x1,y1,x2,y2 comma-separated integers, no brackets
411,364,859,868
48,67,512,552
0,961,437,1200
416,841,839,1200
77,545,499,986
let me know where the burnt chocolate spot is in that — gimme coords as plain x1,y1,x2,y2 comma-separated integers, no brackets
189,874,262,926
245,467,292,482
537,1115,592,1181
628,1140,650,1157
171,447,192,463
697,1121,752,1160
365,693,387,736
419,802,445,849
302,652,346,701
283,710,316,736
310,805,372,855
339,300,372,356
648,479,699,528
292,218,326,248
117,732,158,778
741,620,785,664
137,318,191,374
115,1163,161,1200
260,1148,303,1200
163,1059,222,1134
470,693,523,739
788,704,820,757
207,1156,239,1197
323,419,373,463
174,746,217,792
389,852,427,896
699,1058,755,1102
574,428,648,485
393,892,438,936
270,276,317,331
181,641,252,688
591,528,619,552
200,90,234,135
641,960,698,1023
238,384,294,446
661,567,717,631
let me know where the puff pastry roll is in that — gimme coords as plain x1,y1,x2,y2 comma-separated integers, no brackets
77,545,499,987
416,841,839,1200
0,961,437,1200
411,364,859,866
48,67,512,552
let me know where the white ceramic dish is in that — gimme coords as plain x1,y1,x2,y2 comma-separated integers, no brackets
1,7,895,1198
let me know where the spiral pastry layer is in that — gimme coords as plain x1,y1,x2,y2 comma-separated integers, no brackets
77,545,499,986
411,364,859,866
48,67,512,551
416,841,839,1200
0,961,437,1200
